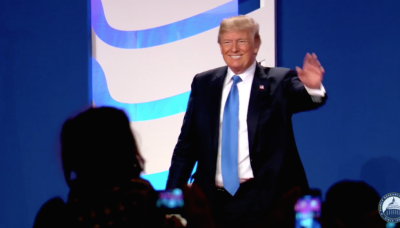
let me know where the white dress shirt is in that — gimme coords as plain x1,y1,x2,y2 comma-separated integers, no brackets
215,61,325,187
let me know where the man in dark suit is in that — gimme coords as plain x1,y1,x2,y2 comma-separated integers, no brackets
167,15,326,227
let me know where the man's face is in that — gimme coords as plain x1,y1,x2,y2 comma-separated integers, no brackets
219,30,260,74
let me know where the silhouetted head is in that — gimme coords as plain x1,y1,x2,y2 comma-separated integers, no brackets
61,107,144,188
33,197,69,228
322,180,382,227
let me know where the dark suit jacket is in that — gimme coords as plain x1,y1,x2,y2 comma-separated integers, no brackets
166,63,327,211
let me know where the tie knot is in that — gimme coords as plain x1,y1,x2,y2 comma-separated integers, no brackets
232,75,242,85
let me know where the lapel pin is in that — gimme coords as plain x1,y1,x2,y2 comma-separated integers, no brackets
259,85,265,90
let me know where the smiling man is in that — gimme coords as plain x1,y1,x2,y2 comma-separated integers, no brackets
167,15,327,227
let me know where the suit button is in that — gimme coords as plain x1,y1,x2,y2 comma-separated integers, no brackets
250,159,253,162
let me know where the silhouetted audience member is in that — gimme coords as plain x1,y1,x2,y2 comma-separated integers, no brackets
63,107,171,227
254,186,302,228
33,107,184,228
181,184,216,228
321,180,386,228
33,197,68,228
61,107,144,187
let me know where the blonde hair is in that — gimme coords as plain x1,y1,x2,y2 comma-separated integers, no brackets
218,15,261,44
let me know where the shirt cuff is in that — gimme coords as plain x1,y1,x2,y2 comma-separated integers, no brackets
304,84,326,103
304,84,326,97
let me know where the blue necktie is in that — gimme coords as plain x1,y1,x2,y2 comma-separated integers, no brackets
221,75,242,196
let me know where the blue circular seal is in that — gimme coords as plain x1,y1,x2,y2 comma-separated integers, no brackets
379,192,400,223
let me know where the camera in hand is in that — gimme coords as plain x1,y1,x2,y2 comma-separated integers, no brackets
294,189,322,228
156,188,184,214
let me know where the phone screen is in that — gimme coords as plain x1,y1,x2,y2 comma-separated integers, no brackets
156,188,184,214
294,193,322,228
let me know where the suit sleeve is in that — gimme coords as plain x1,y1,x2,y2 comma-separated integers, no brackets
166,76,198,189
283,70,327,114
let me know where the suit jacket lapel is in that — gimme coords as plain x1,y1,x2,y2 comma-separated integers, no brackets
247,64,270,154
208,66,228,157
